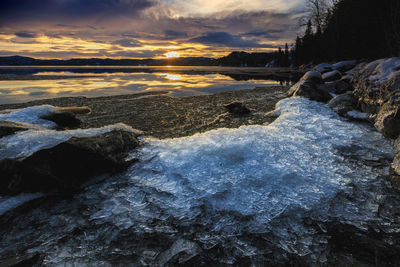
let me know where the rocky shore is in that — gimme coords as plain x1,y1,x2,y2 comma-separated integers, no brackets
289,58,400,190
1,60,400,266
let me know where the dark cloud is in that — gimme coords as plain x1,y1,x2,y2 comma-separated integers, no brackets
112,39,142,47
0,0,155,25
15,31,39,38
243,29,285,38
163,30,188,39
190,32,272,48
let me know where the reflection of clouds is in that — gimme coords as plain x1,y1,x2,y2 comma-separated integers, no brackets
0,71,282,104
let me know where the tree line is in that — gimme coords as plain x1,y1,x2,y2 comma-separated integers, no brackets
291,0,400,66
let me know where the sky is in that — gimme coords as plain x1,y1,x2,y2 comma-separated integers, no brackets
0,0,306,59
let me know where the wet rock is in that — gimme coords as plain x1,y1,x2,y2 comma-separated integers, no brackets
288,71,332,102
41,111,81,129
224,102,251,116
0,129,140,195
0,120,42,138
328,92,355,116
322,70,342,82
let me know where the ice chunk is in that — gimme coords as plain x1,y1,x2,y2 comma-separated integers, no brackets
0,105,58,128
0,123,137,160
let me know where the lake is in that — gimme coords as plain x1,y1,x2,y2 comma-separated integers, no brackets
0,66,299,104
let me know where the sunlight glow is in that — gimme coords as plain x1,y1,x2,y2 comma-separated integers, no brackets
164,52,180,58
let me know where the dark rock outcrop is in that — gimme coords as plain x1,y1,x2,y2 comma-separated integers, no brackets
0,128,140,195
288,71,332,102
390,138,400,190
224,102,251,116
0,120,42,138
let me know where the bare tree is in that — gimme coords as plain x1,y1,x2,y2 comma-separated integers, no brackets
299,0,334,33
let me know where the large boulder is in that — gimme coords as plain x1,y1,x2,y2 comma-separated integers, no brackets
322,70,342,82
332,60,357,72
314,63,333,73
0,129,140,195
288,71,332,102
328,92,355,117
390,137,400,190
352,58,400,137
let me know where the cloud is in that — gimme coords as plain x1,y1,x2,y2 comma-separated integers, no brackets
163,30,188,40
190,32,267,48
0,0,155,25
14,31,39,38
112,39,142,47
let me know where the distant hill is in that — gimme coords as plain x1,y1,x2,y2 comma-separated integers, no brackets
0,55,214,66
0,52,290,67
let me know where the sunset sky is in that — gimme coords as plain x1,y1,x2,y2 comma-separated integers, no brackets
0,0,307,59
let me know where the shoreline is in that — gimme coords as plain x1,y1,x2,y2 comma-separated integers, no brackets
0,85,289,139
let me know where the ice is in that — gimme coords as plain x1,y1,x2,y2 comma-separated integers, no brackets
346,110,369,120
0,193,44,216
0,97,396,265
0,123,137,160
0,105,58,128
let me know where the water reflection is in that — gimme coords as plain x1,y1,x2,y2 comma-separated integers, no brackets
0,67,298,104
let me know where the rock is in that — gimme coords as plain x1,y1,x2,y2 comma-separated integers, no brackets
224,102,251,116
288,71,332,102
322,70,342,82
334,80,353,94
0,129,140,195
314,63,333,73
390,137,400,190
332,60,357,72
328,92,355,116
0,120,42,138
374,102,400,139
41,111,81,129
352,58,400,138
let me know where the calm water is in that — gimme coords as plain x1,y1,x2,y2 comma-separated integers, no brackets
0,66,296,104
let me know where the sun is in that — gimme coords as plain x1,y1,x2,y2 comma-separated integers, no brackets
164,52,180,58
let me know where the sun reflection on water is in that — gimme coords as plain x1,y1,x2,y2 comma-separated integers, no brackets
0,70,284,104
